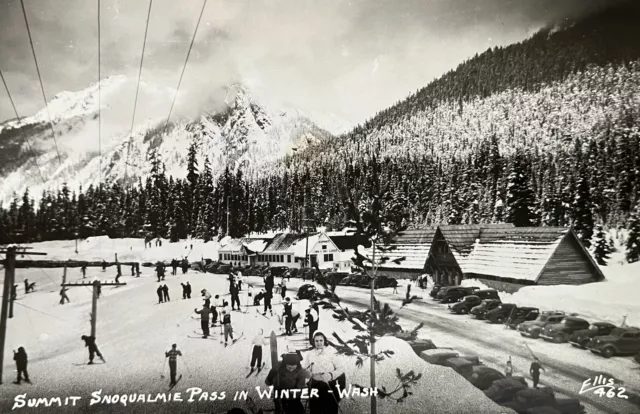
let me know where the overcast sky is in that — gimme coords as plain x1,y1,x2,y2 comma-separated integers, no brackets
0,0,617,127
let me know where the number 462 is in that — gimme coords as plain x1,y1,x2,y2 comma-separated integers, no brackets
594,387,628,399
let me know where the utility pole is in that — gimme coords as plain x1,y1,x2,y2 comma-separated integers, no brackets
370,238,378,414
226,196,230,237
62,279,126,337
302,218,315,268
0,246,47,385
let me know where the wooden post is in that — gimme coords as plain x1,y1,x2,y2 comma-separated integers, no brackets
91,281,99,337
115,253,118,263
63,264,67,285
0,247,16,384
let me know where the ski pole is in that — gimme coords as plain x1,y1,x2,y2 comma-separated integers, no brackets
181,356,192,376
161,358,167,379
177,311,194,327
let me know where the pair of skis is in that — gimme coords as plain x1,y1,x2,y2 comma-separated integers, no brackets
167,374,183,391
245,362,266,378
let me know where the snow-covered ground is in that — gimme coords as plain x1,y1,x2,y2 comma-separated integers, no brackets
0,237,510,413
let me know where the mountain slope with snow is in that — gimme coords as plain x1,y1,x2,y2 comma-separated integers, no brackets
0,78,337,207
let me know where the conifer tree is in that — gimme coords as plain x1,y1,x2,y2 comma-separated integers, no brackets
572,164,595,248
506,151,535,227
626,202,640,263
592,225,611,266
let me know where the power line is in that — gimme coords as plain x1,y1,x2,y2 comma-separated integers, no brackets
0,69,47,185
19,0,63,170
124,0,154,182
163,0,208,129
98,0,102,185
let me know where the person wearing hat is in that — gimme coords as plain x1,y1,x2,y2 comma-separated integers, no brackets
202,289,212,308
265,352,307,414
303,330,343,414
222,308,235,346
194,305,211,338
303,306,319,347
81,335,105,364
165,343,182,387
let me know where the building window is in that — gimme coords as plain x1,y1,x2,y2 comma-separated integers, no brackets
219,254,223,261
324,254,334,262
322,244,327,250
280,255,284,262
288,255,291,263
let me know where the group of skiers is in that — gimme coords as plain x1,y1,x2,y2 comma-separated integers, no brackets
156,259,189,281
194,288,238,345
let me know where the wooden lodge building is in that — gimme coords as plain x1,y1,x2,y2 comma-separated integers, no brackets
425,225,605,292
362,228,436,279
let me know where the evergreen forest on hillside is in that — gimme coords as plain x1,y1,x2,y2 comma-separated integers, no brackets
1,1,640,264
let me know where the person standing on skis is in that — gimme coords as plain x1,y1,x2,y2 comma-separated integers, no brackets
81,335,105,364
157,285,164,304
222,308,235,346
165,344,182,387
13,347,30,384
59,286,70,305
230,280,241,311
162,284,170,302
194,305,211,338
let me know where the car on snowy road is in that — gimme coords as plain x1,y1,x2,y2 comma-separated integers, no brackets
505,307,540,330
439,286,480,303
485,303,518,324
517,312,565,339
569,322,617,349
430,284,446,299
539,316,590,343
470,299,502,319
587,327,640,358
449,295,482,314
296,284,319,300
464,366,505,391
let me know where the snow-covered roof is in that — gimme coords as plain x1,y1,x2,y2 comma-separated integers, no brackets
361,244,431,270
262,233,311,253
463,227,569,281
292,234,321,258
219,237,272,253
243,239,268,253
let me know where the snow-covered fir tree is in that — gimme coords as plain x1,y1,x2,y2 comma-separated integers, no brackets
626,202,640,263
572,163,595,248
592,225,611,266
506,151,535,227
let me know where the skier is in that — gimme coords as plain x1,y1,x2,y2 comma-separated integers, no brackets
265,353,307,414
283,298,294,335
157,285,164,304
13,347,30,384
162,284,170,302
280,279,287,300
23,279,29,294
185,282,192,299
81,335,105,364
304,306,319,347
81,264,87,278
194,305,211,338
230,281,241,311
505,357,513,377
254,289,265,306
263,290,273,316
59,286,70,305
529,357,545,388
212,294,224,325
181,258,189,274
202,289,212,308
156,262,163,282
249,329,267,371
171,259,178,276
289,307,300,334
221,308,235,346
136,262,141,277
165,344,182,387
181,283,189,300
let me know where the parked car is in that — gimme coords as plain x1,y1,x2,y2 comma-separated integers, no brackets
443,357,479,377
484,377,529,404
419,349,460,365
540,317,591,343
501,388,585,414
569,322,617,349
485,303,518,324
375,275,399,289
587,327,640,358
474,289,501,301
430,284,445,299
506,307,540,330
440,286,480,304
296,284,319,300
470,299,502,319
405,338,437,356
518,312,565,339
449,295,482,314
635,351,640,364
464,366,505,390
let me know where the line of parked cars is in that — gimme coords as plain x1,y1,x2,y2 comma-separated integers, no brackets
430,284,640,361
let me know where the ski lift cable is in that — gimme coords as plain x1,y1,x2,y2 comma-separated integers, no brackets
98,0,102,185
0,69,47,185
123,0,154,181
163,0,208,130
19,0,64,173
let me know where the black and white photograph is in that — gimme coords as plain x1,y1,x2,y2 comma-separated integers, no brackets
1,0,639,413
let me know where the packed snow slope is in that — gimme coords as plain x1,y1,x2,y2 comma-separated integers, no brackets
0,246,510,413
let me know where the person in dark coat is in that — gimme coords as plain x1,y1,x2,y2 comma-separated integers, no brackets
263,290,273,316
165,344,182,386
265,353,307,414
81,265,87,278
182,259,189,274
181,283,188,299
24,279,29,293
59,287,70,305
136,262,141,277
194,306,211,338
162,284,170,302
157,285,164,303
530,357,545,388
254,290,265,306
81,335,105,364
230,282,241,311
156,263,163,282
13,347,30,384
185,282,192,299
